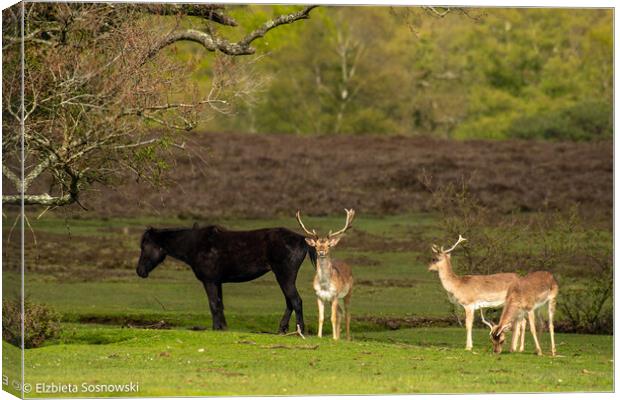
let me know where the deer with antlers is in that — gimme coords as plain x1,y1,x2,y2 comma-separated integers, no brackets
485,271,559,356
429,235,522,351
296,209,355,340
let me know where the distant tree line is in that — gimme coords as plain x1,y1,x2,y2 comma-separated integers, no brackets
189,7,611,140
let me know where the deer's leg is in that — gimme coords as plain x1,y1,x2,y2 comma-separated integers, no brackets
527,311,542,356
519,318,526,352
548,298,556,356
510,319,520,353
344,292,352,341
464,305,474,351
331,299,340,340
317,298,325,338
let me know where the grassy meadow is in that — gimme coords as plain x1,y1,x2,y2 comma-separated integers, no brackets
2,213,613,396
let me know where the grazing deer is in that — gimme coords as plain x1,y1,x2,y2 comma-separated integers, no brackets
296,209,355,340
485,271,559,356
480,310,527,353
428,235,521,351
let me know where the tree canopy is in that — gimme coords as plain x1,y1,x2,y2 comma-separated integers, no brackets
201,7,612,140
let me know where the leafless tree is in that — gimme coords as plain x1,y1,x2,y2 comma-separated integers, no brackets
2,3,317,208
306,10,367,134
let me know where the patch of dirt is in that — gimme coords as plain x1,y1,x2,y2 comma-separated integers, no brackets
77,316,173,329
45,132,610,218
356,315,585,334
356,316,459,330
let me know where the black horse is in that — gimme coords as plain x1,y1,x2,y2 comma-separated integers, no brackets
136,224,316,333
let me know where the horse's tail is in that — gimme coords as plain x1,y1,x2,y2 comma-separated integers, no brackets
306,243,317,269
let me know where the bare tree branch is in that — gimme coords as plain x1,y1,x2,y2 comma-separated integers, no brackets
2,165,22,190
3,193,74,206
148,6,318,58
139,4,238,26
238,6,318,48
422,6,452,18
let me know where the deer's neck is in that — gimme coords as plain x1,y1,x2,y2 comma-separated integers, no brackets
316,256,334,288
498,299,521,330
437,260,461,293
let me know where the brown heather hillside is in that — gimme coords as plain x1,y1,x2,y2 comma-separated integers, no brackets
67,133,612,218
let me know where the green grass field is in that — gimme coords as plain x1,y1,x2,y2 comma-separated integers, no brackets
2,214,614,396
4,326,612,397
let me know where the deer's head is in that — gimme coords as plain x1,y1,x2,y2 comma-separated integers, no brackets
428,235,467,271
489,325,508,353
296,209,355,258
479,311,511,354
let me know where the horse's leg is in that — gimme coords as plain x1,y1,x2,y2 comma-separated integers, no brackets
274,268,304,334
278,297,293,334
203,281,226,330
217,283,227,330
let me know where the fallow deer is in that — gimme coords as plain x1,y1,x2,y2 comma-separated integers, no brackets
428,235,521,350
485,271,559,356
296,209,355,340
482,311,527,353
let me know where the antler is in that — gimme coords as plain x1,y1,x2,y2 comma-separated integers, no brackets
295,210,318,239
444,234,467,254
480,309,495,330
431,244,441,254
328,209,356,238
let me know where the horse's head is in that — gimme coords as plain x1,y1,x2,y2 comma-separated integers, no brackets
136,228,167,278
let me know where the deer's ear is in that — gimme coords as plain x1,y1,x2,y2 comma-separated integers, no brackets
305,238,316,247
328,236,341,247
